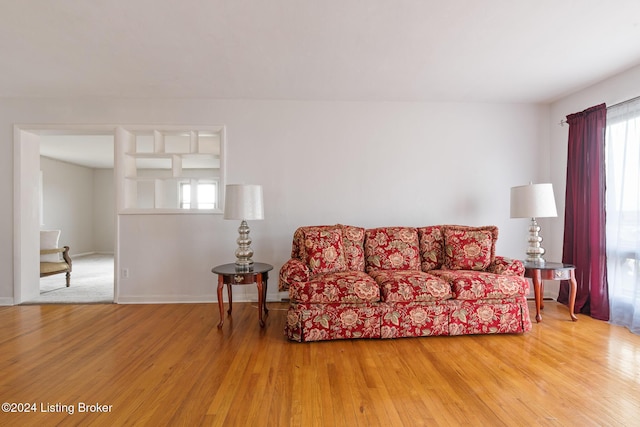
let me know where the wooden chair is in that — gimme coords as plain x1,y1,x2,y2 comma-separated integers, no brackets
40,230,72,287
40,246,72,286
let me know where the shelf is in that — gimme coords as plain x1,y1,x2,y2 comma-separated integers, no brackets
116,126,225,212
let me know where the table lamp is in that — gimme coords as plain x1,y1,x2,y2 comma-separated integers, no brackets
510,183,557,264
223,184,264,270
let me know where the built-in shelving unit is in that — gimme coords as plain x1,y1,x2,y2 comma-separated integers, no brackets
116,126,225,214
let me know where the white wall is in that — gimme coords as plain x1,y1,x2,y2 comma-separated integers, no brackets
545,63,640,298
2,98,549,304
93,168,116,252
40,157,116,255
40,156,95,255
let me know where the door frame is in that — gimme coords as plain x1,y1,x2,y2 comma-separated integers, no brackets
14,124,119,304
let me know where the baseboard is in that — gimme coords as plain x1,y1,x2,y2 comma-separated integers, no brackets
117,295,216,304
73,251,114,258
0,297,15,306
116,295,284,304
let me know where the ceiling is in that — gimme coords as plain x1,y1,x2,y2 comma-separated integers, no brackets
2,0,640,104
39,134,114,169
8,1,640,168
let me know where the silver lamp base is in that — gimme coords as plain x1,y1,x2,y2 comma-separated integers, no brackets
234,219,254,271
525,217,546,264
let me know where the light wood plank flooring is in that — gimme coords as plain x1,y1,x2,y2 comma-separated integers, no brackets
0,301,639,426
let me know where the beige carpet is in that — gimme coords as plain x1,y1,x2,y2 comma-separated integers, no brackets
27,253,114,304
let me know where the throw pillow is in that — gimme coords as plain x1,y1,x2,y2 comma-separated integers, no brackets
418,226,444,271
338,224,366,272
443,225,498,271
302,228,347,275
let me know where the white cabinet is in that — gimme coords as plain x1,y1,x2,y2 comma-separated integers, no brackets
116,126,225,213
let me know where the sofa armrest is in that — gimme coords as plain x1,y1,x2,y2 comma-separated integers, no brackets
279,259,311,292
488,256,524,276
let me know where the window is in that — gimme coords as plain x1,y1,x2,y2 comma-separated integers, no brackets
180,180,218,210
606,99,640,304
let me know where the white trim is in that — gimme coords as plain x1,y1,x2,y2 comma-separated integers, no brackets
116,295,272,304
14,124,119,305
13,123,226,306
117,295,217,304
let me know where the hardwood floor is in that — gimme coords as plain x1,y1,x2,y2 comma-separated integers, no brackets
0,300,639,426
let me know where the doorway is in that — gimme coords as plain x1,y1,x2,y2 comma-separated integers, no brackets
14,125,118,304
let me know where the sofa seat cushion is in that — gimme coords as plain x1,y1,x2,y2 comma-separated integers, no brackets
430,270,529,300
40,261,70,275
369,270,452,302
289,271,380,304
364,227,421,272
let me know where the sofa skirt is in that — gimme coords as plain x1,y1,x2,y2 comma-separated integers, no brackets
286,303,381,342
286,298,532,343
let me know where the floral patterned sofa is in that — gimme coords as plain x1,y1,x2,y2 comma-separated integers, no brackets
279,224,532,342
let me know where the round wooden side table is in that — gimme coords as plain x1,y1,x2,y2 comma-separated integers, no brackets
523,262,578,323
212,262,273,328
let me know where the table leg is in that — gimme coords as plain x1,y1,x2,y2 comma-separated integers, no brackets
532,269,542,323
263,275,269,315
217,275,225,328
227,282,233,315
540,281,545,310
256,273,265,327
568,270,578,321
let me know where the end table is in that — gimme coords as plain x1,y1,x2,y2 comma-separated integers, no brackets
212,262,273,328
523,262,578,323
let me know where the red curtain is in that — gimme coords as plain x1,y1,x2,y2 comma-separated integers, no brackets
558,103,609,321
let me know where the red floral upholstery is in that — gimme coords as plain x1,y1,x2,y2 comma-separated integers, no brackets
280,224,366,292
286,303,381,341
418,226,444,271
429,270,529,300
364,227,420,272
338,224,366,271
448,300,531,335
443,225,498,271
488,256,525,276
301,228,347,274
279,259,311,292
281,224,532,342
289,271,380,304
380,302,449,338
369,270,452,302
291,225,336,259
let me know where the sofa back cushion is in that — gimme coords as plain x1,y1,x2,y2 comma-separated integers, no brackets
443,225,498,271
291,224,365,273
364,227,420,272
417,226,444,271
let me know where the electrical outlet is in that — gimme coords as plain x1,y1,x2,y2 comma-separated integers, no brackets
122,268,129,278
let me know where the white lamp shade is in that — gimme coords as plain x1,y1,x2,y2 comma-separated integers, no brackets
223,184,264,220
510,183,558,218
